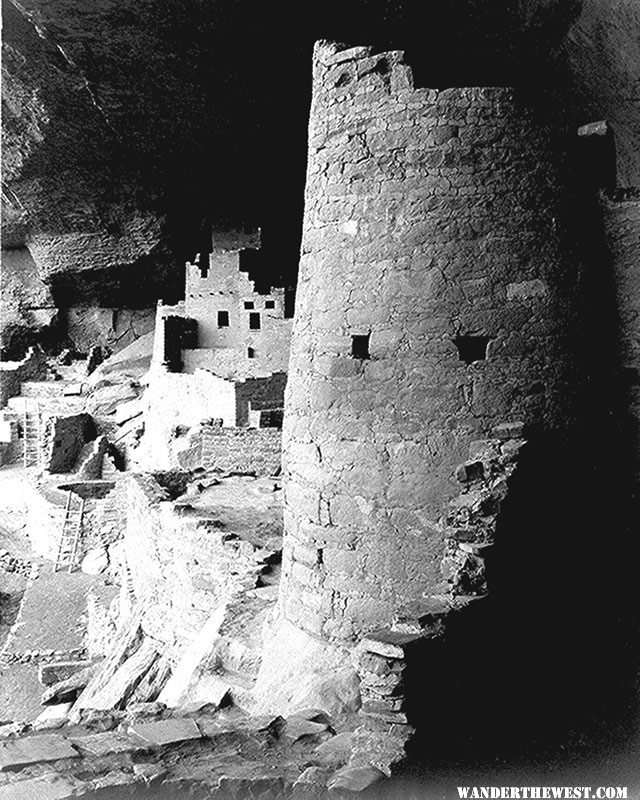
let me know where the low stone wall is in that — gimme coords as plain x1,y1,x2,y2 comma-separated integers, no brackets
0,550,33,576
176,424,281,475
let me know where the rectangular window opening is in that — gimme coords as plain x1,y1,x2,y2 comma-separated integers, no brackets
454,334,491,365
247,347,255,359
351,334,370,359
244,301,254,310
217,310,229,328
265,300,275,309
249,312,261,330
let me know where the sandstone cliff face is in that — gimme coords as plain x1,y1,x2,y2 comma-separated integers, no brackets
562,0,640,187
1,0,178,307
1,0,638,323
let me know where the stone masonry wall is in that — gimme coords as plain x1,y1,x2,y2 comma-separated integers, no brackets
44,412,95,473
279,41,583,642
183,247,292,378
176,423,282,475
235,372,288,427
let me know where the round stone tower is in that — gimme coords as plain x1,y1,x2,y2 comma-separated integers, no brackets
279,41,581,643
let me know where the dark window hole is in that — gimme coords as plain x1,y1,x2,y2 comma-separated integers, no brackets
249,313,261,330
454,334,491,365
196,252,209,278
244,301,254,310
265,300,275,309
217,311,229,328
247,347,255,359
351,334,370,359
284,289,295,319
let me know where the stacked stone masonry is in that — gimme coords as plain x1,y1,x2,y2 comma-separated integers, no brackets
177,423,282,476
183,228,292,378
280,41,583,642
151,228,293,382
442,422,526,595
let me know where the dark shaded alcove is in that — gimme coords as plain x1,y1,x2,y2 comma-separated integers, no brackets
3,0,584,297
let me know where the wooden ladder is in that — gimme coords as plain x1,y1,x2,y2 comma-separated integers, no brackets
22,401,41,469
54,491,85,573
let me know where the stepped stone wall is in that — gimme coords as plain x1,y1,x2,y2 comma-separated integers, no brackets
279,41,583,642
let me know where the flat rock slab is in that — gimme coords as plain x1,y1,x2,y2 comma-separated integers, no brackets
218,774,285,796
0,775,81,800
293,765,333,795
129,717,202,747
328,765,386,794
361,630,423,659
0,664,46,724
313,731,356,767
0,734,80,771
71,730,150,756
196,719,244,743
6,565,95,656
39,661,92,687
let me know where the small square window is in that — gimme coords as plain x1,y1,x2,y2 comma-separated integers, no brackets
217,311,229,328
244,301,254,310
265,300,275,309
249,312,261,330
247,347,255,359
351,334,370,359
454,334,491,364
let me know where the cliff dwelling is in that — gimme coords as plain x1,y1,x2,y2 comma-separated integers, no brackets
1,1,639,798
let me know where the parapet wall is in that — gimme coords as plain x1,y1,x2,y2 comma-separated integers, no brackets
176,424,281,475
279,41,582,642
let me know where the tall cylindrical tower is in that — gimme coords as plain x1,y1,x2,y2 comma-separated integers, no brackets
279,41,580,643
